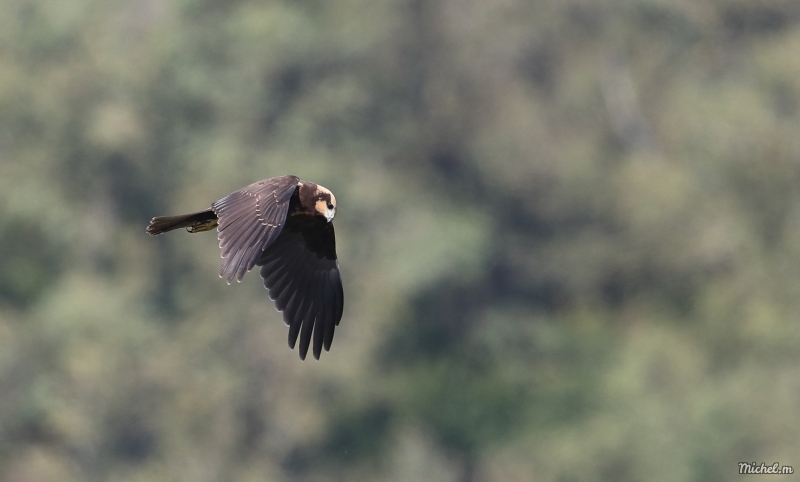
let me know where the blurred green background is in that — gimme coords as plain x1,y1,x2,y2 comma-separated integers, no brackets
1,0,799,480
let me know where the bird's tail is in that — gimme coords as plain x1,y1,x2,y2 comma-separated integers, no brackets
146,209,218,236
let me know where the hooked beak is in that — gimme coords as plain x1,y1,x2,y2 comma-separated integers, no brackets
325,208,335,223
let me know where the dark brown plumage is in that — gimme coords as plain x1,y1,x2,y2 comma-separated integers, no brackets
147,175,343,360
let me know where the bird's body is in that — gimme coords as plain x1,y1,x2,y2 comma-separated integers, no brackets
147,175,343,360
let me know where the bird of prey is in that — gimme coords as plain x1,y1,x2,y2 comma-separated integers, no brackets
146,175,343,360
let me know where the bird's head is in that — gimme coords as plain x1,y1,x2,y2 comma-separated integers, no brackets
313,185,336,222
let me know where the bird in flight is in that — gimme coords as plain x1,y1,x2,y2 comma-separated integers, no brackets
147,175,343,360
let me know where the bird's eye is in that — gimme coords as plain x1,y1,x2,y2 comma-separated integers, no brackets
327,203,334,210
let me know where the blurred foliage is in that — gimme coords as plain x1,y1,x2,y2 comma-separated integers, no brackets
1,0,800,481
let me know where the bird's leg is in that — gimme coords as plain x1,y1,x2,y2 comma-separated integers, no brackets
187,219,219,233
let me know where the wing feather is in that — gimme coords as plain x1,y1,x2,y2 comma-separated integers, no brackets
296,300,317,359
219,219,263,279
324,269,342,350
287,299,311,349
257,218,343,360
218,208,253,237
231,222,270,282
274,251,305,310
211,175,299,282
267,267,294,302
283,251,315,334
312,270,329,360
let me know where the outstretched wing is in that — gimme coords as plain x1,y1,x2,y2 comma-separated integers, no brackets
212,175,299,284
257,219,343,360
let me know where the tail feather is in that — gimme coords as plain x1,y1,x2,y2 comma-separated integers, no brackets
146,209,218,236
